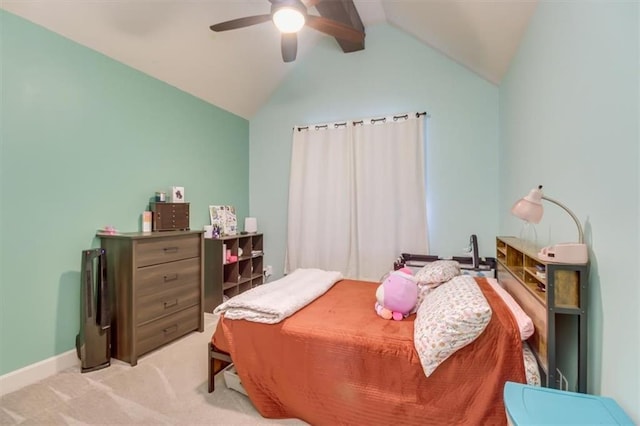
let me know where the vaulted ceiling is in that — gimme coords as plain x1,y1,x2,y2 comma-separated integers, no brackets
1,0,537,119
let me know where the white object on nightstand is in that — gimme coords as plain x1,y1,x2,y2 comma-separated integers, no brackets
244,217,257,233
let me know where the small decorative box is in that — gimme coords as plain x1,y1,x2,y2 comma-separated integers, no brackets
151,202,190,231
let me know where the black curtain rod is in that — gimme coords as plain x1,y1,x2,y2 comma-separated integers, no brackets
297,111,428,131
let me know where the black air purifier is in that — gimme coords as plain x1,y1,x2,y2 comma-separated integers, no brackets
76,248,111,372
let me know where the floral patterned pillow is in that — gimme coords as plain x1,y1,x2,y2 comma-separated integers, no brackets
414,275,492,376
522,341,541,386
413,286,433,312
414,260,460,285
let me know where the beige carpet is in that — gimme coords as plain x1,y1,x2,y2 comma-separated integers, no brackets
0,314,306,425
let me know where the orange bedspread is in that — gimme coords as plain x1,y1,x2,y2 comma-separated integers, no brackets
213,277,526,425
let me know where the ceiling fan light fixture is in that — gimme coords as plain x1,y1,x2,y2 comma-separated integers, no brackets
273,6,305,33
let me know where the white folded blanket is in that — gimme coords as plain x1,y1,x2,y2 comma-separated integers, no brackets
213,268,343,324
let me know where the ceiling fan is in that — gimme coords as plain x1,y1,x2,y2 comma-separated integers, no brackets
209,0,365,63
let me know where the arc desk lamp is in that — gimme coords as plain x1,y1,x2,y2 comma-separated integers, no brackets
511,185,588,264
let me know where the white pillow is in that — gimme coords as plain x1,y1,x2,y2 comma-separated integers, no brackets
486,278,534,340
414,275,491,377
414,260,460,285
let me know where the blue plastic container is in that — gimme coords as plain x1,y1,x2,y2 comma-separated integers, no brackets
504,381,634,425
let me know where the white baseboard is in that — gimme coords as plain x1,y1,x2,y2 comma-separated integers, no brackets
0,349,80,396
0,316,219,396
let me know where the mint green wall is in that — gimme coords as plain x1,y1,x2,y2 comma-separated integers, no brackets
499,2,639,421
250,23,500,279
0,11,249,375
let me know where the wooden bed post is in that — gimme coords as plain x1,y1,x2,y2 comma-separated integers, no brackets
208,341,232,393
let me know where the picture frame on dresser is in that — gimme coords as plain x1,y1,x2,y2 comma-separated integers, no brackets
170,186,185,203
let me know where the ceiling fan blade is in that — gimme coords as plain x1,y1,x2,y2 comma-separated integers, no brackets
305,15,364,43
210,14,272,32
281,33,298,62
304,0,322,9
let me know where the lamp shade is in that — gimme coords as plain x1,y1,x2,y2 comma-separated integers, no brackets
511,187,544,223
510,185,587,262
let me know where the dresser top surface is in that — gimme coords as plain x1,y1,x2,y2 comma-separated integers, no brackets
97,230,203,240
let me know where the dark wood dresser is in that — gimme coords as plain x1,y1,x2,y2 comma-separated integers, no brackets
99,230,204,366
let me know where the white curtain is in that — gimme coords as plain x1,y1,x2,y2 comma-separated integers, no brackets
285,114,429,281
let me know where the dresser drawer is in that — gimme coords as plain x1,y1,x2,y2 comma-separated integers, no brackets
135,234,200,267
136,257,200,296
136,280,200,325
136,305,200,357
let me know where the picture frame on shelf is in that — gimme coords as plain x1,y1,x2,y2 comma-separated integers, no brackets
209,205,237,236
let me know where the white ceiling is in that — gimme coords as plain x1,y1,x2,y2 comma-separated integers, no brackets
1,0,537,119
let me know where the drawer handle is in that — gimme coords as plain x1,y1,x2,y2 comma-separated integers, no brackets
164,273,178,282
163,299,178,309
163,247,179,253
163,324,178,335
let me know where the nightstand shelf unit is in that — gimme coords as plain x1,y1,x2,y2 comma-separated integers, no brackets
496,236,588,393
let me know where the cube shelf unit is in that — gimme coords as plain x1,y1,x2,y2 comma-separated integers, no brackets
204,233,264,312
496,236,588,392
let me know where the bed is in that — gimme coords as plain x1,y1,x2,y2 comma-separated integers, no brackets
207,266,539,425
